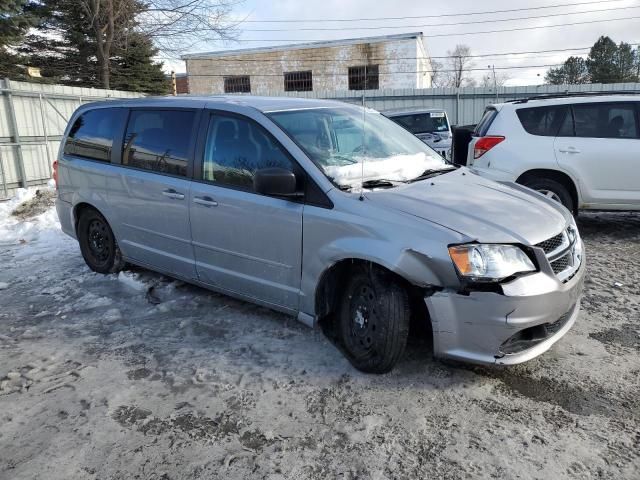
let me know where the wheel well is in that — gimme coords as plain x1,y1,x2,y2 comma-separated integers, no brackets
73,202,102,234
516,169,578,213
314,259,428,324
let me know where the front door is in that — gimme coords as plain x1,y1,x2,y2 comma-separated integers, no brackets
189,111,303,310
108,108,200,279
554,102,640,207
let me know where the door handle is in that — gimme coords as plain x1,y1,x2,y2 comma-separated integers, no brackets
559,146,580,154
193,196,218,207
162,189,185,200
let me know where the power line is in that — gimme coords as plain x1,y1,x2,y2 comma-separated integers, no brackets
239,0,626,23
241,5,640,32
226,15,640,41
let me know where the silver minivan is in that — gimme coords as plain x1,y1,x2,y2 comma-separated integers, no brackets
55,96,585,373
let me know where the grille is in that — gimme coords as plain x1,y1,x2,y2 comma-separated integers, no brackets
536,232,565,254
551,253,571,274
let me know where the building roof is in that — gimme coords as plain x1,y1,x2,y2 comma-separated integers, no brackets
181,32,424,60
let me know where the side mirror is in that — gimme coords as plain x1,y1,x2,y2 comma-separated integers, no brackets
254,167,300,197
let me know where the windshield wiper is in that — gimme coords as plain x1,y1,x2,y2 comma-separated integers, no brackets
337,178,407,191
407,166,457,183
361,179,408,189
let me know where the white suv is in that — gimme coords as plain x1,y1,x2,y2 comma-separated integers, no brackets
467,94,640,213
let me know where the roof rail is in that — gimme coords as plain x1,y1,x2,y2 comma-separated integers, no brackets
506,91,640,104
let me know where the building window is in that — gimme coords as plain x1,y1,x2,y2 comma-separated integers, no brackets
224,76,251,93
348,65,379,90
284,71,313,92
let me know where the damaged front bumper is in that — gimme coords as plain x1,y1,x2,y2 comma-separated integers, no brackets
425,258,585,365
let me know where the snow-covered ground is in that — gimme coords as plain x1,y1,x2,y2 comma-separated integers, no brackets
0,190,639,479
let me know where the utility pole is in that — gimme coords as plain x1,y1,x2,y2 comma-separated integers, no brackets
488,64,498,101
171,71,177,96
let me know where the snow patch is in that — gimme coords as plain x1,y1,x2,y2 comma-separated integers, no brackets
118,272,148,292
323,153,441,189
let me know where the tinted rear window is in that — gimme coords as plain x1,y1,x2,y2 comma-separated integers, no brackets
474,108,498,136
516,106,568,136
122,109,196,177
391,112,449,134
64,108,119,162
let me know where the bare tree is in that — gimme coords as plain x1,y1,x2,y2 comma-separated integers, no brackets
429,59,444,87
79,0,140,89
140,0,239,57
480,71,511,88
444,44,475,88
77,0,238,89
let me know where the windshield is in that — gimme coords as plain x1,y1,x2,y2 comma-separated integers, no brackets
390,112,450,135
268,106,448,190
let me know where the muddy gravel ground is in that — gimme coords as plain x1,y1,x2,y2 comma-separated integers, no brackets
0,205,638,479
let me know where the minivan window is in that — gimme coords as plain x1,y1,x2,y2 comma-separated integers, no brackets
64,108,118,162
203,114,293,191
123,109,195,177
516,106,568,136
269,106,448,190
572,103,639,139
391,112,449,135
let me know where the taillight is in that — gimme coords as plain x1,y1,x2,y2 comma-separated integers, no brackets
52,160,59,188
473,136,505,159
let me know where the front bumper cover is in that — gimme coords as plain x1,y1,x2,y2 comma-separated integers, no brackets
425,256,585,365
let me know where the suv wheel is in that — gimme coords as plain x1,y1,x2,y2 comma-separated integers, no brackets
338,267,410,374
522,177,574,213
77,209,125,274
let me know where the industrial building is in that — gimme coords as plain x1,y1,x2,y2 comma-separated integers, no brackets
182,32,432,95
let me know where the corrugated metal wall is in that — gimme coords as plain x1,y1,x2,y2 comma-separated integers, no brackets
0,79,142,199
2,79,639,199
261,82,640,125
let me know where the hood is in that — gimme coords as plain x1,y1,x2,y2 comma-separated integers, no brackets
365,168,570,245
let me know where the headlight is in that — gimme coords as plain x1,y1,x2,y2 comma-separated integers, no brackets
448,244,536,282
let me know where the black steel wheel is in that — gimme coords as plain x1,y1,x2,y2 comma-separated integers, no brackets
338,267,410,374
77,209,124,274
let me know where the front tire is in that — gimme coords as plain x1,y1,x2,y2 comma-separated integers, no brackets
338,267,410,374
522,177,574,213
77,209,125,274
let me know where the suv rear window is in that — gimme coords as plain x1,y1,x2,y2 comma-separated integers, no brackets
516,106,569,136
64,108,119,162
474,108,498,136
122,109,196,177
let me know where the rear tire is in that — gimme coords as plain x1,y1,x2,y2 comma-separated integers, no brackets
77,209,125,274
522,177,574,212
337,267,410,374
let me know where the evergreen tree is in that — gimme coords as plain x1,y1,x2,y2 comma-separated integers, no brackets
111,33,169,95
587,36,624,84
546,56,589,85
22,0,167,92
0,0,39,79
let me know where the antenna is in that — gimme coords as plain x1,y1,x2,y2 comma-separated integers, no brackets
359,64,367,201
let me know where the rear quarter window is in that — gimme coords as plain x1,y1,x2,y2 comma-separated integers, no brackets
474,108,498,136
64,108,120,162
515,105,568,136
